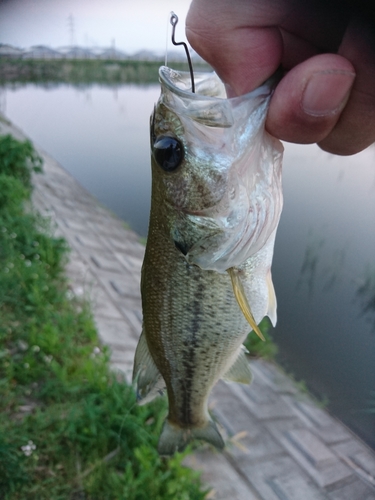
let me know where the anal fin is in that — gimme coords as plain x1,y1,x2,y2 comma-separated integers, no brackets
132,330,166,405
227,267,266,341
222,347,252,385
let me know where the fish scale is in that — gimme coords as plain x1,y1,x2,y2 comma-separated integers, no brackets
142,230,249,422
133,66,283,455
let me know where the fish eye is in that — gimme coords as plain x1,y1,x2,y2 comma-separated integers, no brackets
153,136,183,172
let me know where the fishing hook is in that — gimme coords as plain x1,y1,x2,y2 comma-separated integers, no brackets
170,12,195,93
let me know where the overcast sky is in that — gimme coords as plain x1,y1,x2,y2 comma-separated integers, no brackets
0,0,193,53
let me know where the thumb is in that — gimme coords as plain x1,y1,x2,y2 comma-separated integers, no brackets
266,54,356,146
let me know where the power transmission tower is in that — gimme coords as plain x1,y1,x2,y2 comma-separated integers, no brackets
67,14,76,47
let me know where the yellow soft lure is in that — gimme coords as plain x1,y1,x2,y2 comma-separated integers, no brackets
227,267,266,342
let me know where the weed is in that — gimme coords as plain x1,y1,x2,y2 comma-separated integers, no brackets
0,134,42,189
244,318,278,359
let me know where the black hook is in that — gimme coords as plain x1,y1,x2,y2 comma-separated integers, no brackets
170,12,195,93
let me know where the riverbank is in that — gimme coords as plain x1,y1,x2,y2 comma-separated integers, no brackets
0,59,210,86
1,113,375,499
0,124,206,498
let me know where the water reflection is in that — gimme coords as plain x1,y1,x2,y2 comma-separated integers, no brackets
322,248,346,292
296,230,325,297
273,143,375,448
0,83,158,236
296,230,349,296
356,265,375,330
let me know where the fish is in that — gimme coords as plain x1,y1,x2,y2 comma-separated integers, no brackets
132,66,284,456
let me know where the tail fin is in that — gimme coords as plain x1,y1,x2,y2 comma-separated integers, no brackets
158,419,224,456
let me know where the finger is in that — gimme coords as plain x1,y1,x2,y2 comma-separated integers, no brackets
186,0,350,95
279,29,320,69
186,0,283,94
266,54,356,146
318,17,375,155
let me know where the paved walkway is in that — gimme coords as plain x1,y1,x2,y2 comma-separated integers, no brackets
2,114,375,499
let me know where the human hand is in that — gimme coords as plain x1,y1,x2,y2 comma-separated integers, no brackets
186,0,375,155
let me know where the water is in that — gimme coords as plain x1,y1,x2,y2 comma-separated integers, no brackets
1,83,374,448
0,84,155,236
272,143,375,448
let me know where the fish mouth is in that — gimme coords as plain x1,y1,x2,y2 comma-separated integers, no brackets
159,66,226,101
158,66,280,129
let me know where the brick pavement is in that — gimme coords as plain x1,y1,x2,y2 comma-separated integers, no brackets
1,115,375,499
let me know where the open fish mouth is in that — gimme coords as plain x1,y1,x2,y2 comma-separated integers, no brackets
157,66,284,274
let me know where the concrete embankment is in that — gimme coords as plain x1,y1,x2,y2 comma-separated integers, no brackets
1,113,375,499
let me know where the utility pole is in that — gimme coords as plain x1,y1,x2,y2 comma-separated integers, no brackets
112,38,116,59
67,14,76,47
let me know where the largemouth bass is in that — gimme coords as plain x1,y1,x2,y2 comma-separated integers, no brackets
133,66,283,455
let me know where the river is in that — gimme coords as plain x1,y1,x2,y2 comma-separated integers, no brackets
1,82,374,448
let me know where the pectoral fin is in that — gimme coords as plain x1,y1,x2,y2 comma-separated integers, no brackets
227,267,266,341
223,347,252,384
132,330,166,405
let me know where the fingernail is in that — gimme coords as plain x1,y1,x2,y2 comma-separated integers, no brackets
302,70,355,116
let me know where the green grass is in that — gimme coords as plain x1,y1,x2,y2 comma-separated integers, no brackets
244,318,278,360
0,134,206,499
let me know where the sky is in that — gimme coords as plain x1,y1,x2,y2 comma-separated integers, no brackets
0,0,193,53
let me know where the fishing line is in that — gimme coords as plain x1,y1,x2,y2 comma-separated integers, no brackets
165,11,171,67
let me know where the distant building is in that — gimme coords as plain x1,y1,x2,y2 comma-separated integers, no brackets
129,50,158,61
98,48,128,60
167,49,207,65
23,45,63,59
57,46,96,59
0,43,206,63
89,47,104,58
0,44,24,58
166,50,188,63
